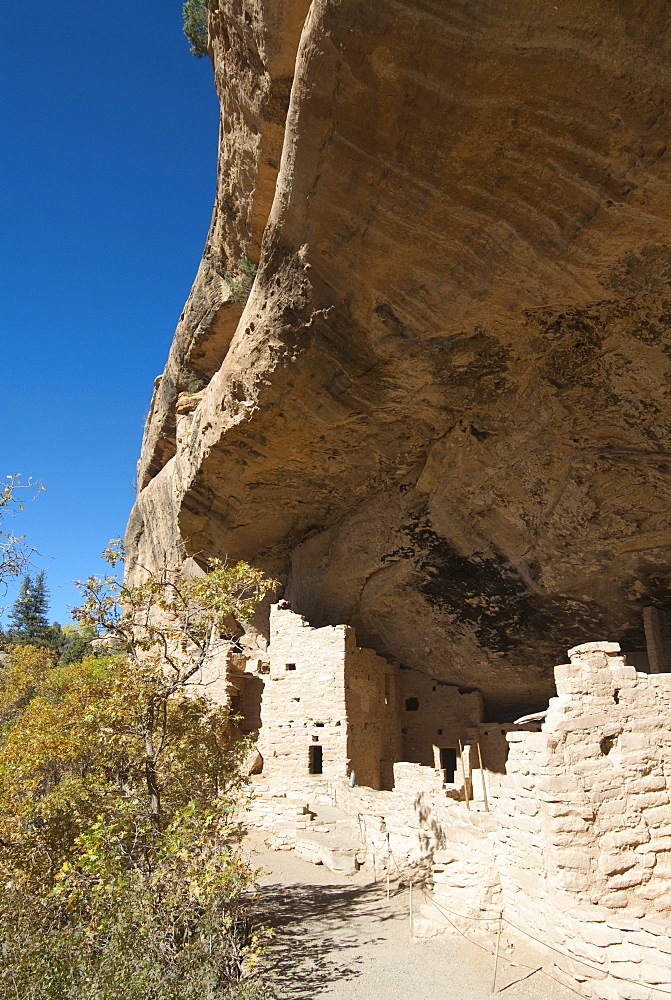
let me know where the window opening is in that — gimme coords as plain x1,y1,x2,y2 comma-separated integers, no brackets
405,697,419,711
309,744,323,774
315,721,324,727
285,663,296,671
439,747,457,783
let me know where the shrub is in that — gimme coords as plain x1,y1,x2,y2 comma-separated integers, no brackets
226,257,258,304
176,365,206,394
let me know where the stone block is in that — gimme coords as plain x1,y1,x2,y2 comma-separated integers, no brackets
553,815,591,833
608,871,649,891
554,869,592,892
582,922,623,947
556,849,592,873
601,891,632,909
568,641,621,659
598,851,640,876
591,982,622,1000
608,943,644,963
634,792,670,811
639,962,671,985
638,917,671,937
567,937,608,965
611,962,643,983
638,805,670,828
613,983,652,1000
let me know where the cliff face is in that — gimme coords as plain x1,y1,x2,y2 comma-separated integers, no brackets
127,0,671,715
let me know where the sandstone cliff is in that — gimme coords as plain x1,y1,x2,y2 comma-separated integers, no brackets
126,0,671,715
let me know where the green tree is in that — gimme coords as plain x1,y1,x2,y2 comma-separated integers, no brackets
6,571,52,648
183,0,208,58
0,550,277,1000
57,622,96,664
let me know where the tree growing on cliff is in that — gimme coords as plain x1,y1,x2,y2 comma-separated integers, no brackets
183,0,209,58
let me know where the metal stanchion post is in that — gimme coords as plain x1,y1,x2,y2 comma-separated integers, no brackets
409,880,414,937
491,913,503,994
387,869,390,899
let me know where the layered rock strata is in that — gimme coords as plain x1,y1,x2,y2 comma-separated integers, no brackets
127,0,671,715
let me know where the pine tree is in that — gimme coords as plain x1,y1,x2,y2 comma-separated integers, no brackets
7,572,52,648
182,0,208,58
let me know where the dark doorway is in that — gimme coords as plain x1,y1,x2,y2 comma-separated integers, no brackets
439,747,457,783
309,745,323,775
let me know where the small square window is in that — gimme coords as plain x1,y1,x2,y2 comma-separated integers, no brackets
286,663,297,671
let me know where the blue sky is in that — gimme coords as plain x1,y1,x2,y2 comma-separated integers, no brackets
1,2,219,624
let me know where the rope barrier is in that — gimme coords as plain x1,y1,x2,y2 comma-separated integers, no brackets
379,838,671,999
420,888,671,998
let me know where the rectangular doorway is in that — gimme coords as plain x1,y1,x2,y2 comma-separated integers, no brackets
309,744,323,775
439,747,457,783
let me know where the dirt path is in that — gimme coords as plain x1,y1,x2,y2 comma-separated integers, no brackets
245,834,580,1000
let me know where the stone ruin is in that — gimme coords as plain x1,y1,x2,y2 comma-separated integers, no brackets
218,604,671,999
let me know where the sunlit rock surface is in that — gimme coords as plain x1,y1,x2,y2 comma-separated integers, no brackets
126,0,671,715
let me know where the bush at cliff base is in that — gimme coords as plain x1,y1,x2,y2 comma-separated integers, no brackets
0,646,275,1000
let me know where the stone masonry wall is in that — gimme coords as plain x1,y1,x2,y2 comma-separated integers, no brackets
256,605,351,785
252,611,671,996
407,642,671,999
399,669,483,771
494,641,671,998
343,635,399,790
259,604,487,792
318,642,671,997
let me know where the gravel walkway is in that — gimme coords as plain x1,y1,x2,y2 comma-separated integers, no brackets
245,834,580,1000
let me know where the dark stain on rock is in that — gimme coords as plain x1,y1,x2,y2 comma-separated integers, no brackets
374,301,419,340
405,515,611,657
425,328,511,401
603,244,671,296
536,309,604,390
265,76,294,127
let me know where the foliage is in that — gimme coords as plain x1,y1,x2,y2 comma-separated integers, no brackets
177,364,206,394
57,621,97,664
0,550,278,999
0,475,42,594
5,570,53,648
183,0,209,58
226,257,258,304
